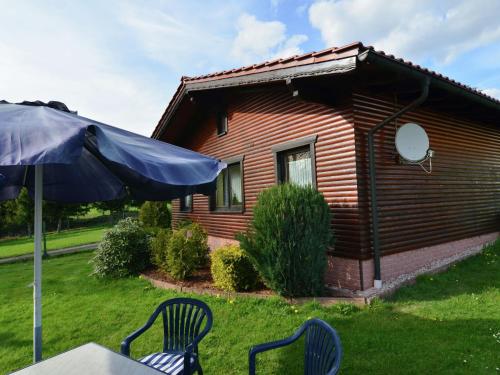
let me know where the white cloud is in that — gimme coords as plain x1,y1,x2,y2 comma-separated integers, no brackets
118,2,243,76
0,2,167,136
231,14,308,64
309,0,500,64
274,34,309,59
483,88,500,99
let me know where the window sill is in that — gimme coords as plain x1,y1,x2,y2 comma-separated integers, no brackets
210,207,244,214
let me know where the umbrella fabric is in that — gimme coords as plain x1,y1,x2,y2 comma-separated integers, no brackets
0,100,226,363
0,101,225,202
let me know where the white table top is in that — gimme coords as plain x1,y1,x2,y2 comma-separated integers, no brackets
10,343,164,375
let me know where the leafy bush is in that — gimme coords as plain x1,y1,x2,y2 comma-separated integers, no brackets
238,184,332,297
175,218,193,229
92,218,150,278
139,201,171,229
152,222,209,280
210,245,260,292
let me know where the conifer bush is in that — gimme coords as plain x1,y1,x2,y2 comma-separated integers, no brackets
150,228,171,268
139,201,171,230
210,244,259,292
238,184,332,297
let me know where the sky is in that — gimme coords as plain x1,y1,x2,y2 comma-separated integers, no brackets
0,0,499,136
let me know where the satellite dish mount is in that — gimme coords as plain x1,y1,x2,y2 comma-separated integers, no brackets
395,123,433,173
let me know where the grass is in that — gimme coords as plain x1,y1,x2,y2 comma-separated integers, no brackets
0,225,109,259
71,207,108,220
0,243,498,374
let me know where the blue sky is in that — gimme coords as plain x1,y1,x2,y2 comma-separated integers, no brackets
0,0,499,136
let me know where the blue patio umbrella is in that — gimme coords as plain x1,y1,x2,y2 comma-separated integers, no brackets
0,100,225,362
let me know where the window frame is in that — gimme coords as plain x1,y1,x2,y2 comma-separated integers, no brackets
272,135,318,188
210,155,244,213
216,111,228,136
179,194,193,212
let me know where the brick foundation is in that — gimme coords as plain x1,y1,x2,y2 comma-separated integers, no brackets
207,235,238,250
325,256,363,290
208,232,498,291
327,231,499,291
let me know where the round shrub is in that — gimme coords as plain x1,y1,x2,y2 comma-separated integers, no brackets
139,201,171,229
152,222,209,280
238,184,332,297
210,245,260,292
92,217,151,278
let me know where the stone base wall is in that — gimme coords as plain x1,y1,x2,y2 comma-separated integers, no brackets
207,235,238,250
327,232,499,291
325,256,363,290
208,232,498,291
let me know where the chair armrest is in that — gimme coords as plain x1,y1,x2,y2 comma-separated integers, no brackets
182,351,198,375
185,342,197,354
248,334,302,375
120,323,154,356
185,332,206,354
184,315,213,355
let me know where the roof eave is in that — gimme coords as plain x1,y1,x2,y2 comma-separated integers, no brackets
151,81,187,139
152,46,500,140
152,55,358,139
358,49,500,111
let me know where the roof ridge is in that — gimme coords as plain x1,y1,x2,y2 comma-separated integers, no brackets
183,41,365,82
153,41,499,139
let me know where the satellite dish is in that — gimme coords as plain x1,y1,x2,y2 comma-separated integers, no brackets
395,123,429,162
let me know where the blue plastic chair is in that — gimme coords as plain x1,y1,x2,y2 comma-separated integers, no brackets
121,298,213,375
248,318,342,375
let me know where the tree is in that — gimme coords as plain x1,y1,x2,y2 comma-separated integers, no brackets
93,197,130,222
2,188,90,236
0,200,19,235
44,202,90,232
14,188,34,237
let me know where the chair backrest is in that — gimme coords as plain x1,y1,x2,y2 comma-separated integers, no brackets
303,319,342,375
149,298,213,354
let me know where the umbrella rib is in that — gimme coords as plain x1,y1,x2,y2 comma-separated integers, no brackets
22,165,29,186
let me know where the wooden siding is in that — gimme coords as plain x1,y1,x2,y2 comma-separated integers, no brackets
166,87,362,257
354,92,500,257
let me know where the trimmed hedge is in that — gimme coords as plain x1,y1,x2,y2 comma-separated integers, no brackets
238,184,332,297
210,245,259,292
91,218,150,278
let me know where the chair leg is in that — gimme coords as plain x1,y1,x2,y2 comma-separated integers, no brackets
197,365,203,375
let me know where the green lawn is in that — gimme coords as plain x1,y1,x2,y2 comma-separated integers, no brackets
0,244,498,374
0,226,109,259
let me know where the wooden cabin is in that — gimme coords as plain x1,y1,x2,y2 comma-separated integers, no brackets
152,42,500,291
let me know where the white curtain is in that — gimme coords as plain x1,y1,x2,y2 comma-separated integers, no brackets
288,154,312,186
229,165,242,204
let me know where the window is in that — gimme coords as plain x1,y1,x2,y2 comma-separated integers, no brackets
278,147,313,186
216,111,228,136
212,156,243,211
180,194,192,212
272,135,317,187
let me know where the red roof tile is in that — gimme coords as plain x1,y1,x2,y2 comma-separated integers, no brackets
152,42,499,138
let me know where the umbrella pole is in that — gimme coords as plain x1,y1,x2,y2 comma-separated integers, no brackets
33,165,43,363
